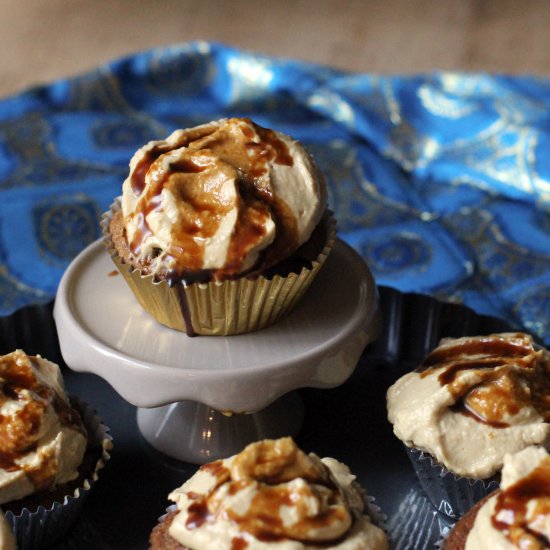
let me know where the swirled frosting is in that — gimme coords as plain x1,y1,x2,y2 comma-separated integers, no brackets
387,333,550,479
120,118,327,282
0,350,87,505
465,446,550,549
167,438,388,549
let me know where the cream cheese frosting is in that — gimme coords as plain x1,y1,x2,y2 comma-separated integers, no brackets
465,446,550,549
0,350,87,505
167,438,388,549
386,333,550,479
120,118,327,282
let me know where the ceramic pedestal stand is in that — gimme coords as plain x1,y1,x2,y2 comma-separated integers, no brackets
54,239,379,464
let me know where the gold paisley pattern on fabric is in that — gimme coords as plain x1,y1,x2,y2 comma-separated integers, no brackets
0,42,547,345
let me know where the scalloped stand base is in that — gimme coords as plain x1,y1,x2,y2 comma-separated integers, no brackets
55,238,379,465
137,392,304,464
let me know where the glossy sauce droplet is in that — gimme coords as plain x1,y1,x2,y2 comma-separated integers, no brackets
200,459,229,480
231,537,249,550
186,498,210,530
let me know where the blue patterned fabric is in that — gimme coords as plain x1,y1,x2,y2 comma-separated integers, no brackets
1,42,549,343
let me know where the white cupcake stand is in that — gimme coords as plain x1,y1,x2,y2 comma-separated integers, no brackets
54,239,379,464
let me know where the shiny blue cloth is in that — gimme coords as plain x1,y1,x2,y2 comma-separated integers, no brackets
1,42,549,343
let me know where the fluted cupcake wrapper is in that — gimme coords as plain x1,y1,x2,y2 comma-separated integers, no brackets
101,198,336,336
5,398,113,550
365,494,388,533
405,446,499,519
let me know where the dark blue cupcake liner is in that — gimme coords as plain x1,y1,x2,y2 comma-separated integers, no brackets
405,446,498,519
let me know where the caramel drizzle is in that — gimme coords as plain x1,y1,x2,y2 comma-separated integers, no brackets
184,450,351,545
419,334,550,428
0,353,85,490
126,118,299,283
231,537,249,550
186,460,229,530
492,457,550,548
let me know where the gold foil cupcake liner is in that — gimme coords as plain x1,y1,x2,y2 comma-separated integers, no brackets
5,398,113,549
101,198,336,336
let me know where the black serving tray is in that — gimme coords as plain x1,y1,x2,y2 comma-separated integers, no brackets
0,286,514,549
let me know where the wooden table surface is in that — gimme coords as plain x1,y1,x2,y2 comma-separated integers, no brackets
3,0,550,99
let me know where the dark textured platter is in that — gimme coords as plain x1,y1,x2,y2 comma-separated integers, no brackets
0,286,514,549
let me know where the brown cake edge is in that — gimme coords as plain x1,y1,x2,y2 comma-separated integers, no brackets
109,208,136,267
444,492,496,550
149,510,189,550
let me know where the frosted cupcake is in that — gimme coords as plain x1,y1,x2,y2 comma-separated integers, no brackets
387,332,550,518
0,350,112,548
149,437,388,549
102,117,334,336
444,445,550,549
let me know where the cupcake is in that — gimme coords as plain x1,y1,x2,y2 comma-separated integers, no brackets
0,350,112,549
102,117,334,336
444,445,550,549
149,437,388,549
387,332,550,518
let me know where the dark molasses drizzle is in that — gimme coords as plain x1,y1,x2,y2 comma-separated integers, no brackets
231,537,249,550
418,334,550,428
419,337,533,371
